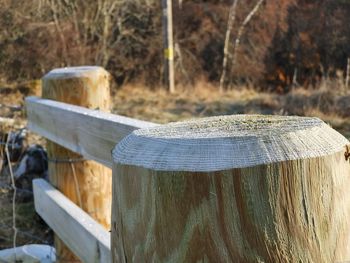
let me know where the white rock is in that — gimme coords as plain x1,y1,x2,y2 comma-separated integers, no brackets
0,244,56,263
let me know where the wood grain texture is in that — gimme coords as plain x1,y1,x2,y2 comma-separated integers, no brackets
41,66,112,262
25,96,157,167
33,179,111,263
112,149,350,263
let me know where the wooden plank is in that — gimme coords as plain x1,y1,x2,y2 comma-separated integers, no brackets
33,179,111,263
25,96,157,168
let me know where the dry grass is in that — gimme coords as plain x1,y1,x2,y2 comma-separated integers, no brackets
1,80,350,249
0,81,51,249
0,149,52,249
0,190,52,249
112,83,350,139
112,82,271,123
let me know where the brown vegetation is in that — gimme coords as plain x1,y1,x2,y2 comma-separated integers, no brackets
0,0,349,90
111,84,350,138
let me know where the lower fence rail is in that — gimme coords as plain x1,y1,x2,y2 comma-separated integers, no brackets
33,179,111,263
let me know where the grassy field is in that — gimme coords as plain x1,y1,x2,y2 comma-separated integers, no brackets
0,82,350,249
112,84,350,138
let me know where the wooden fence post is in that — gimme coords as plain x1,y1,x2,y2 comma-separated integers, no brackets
111,115,350,262
42,66,112,262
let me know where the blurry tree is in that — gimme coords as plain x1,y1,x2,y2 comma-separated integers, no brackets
265,0,350,91
0,0,162,85
219,0,264,92
0,0,349,91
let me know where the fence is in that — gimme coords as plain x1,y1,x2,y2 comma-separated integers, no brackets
26,96,156,262
25,67,350,262
24,65,157,263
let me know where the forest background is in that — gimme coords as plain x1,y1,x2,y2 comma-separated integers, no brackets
1,0,350,92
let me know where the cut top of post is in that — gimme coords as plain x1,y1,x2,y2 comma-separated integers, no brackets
41,66,111,109
42,66,109,80
113,115,349,172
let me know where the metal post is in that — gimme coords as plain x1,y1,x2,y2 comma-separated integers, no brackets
162,0,175,93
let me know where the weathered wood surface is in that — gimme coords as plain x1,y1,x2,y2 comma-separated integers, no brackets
41,66,112,262
112,115,350,263
33,179,111,263
113,115,349,171
25,96,157,168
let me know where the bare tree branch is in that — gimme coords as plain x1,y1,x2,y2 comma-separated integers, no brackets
48,0,69,65
219,0,239,93
229,0,264,86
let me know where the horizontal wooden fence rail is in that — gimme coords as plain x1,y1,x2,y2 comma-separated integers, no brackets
25,92,158,262
33,179,111,263
26,96,157,168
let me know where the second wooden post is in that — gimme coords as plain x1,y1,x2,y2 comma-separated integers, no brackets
42,66,112,262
